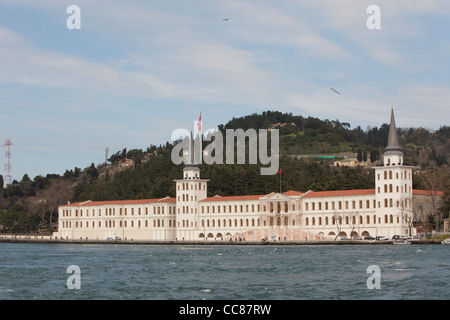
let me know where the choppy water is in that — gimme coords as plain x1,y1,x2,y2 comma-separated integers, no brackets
0,243,448,300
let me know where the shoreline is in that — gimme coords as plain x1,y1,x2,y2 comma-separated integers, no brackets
0,235,444,245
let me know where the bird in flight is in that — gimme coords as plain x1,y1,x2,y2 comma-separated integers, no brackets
223,18,230,21
330,88,340,94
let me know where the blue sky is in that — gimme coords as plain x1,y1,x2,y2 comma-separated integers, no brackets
0,0,449,181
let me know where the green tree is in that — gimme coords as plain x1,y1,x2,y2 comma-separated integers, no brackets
357,149,363,162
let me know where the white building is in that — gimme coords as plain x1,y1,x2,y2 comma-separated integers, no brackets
54,109,435,241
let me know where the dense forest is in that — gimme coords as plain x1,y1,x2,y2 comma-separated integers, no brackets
1,110,449,233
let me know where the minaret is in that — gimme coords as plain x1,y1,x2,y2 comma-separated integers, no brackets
374,107,414,237
174,127,209,240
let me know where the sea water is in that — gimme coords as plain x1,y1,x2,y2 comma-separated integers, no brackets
0,243,448,300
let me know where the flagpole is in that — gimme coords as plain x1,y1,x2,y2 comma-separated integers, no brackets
279,169,282,193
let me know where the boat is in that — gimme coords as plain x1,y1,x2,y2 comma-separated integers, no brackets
442,238,450,245
393,240,411,245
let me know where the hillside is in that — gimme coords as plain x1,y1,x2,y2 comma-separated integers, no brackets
222,110,449,166
0,110,449,233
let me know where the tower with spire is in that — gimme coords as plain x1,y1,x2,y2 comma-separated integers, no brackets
374,107,415,236
174,127,209,240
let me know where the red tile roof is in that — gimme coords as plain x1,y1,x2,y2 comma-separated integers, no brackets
61,188,443,208
201,194,266,202
201,190,304,202
63,197,176,207
413,189,444,196
303,189,375,198
282,190,304,196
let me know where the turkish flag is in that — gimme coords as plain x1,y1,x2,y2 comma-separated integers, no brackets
197,113,202,132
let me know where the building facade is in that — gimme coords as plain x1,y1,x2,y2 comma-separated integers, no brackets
55,110,434,241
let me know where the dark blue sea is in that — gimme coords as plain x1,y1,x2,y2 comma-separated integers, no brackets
0,243,448,300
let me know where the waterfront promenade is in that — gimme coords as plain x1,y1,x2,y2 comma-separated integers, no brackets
0,234,443,245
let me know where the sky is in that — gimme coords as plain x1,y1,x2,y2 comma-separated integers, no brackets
0,0,449,181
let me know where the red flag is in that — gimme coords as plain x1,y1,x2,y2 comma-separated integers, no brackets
279,169,282,176
197,113,202,132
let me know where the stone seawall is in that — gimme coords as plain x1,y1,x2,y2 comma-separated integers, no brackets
0,235,443,245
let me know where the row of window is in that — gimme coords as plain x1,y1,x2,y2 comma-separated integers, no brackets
177,217,296,228
61,218,173,229
62,196,413,220
178,182,206,191
382,198,412,209
200,203,261,214
305,197,412,212
304,214,401,226
61,216,294,230
61,206,175,217
377,170,411,180
305,199,374,211
378,184,411,194
179,194,198,202
199,202,305,214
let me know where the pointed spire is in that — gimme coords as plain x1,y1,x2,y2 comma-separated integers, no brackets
384,106,402,155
